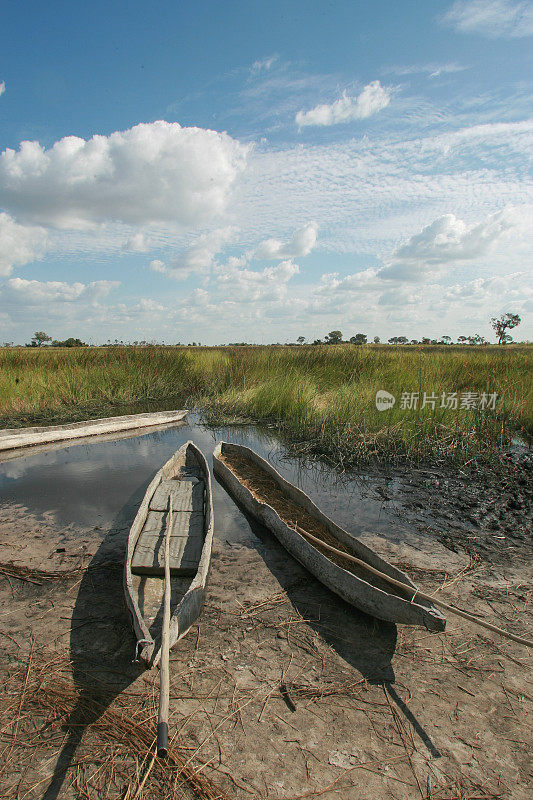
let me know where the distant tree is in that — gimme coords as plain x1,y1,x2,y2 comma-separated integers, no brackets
297,336,306,345
410,339,419,345
457,335,467,344
30,331,52,347
52,337,87,347
387,335,408,344
312,338,323,345
373,336,380,344
325,330,343,344
441,335,452,345
467,334,483,345
349,333,367,345
491,313,521,345
421,337,431,344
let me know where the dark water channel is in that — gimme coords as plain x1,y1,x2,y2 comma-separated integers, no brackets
0,413,413,548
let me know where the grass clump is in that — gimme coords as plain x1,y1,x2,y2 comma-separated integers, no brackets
0,344,531,466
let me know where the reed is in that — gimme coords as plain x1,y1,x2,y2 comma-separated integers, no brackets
0,344,531,465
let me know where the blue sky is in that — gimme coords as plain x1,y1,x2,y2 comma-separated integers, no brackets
0,0,531,344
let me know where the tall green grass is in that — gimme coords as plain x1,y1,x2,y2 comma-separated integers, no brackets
0,344,531,465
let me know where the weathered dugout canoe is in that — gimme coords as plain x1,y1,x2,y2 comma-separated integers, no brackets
124,441,213,668
0,410,188,452
213,441,446,631
0,418,189,464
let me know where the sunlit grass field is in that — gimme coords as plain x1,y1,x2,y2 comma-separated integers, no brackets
0,344,531,465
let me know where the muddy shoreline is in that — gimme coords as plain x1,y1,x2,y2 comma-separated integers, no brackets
0,427,531,799
373,449,533,563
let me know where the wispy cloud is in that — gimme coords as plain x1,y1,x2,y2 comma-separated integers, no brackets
295,81,391,127
233,119,533,257
441,0,533,38
0,81,5,97
250,55,279,75
383,63,467,79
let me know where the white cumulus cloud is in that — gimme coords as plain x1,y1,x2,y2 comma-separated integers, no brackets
378,208,519,281
442,0,533,38
295,81,391,127
0,277,122,338
216,259,299,302
0,213,48,276
0,121,249,229
255,222,318,259
170,227,237,273
150,227,238,280
149,259,167,274
0,82,5,97
4,277,119,304
123,231,151,252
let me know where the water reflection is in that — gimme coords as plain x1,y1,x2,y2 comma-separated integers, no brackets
0,413,408,543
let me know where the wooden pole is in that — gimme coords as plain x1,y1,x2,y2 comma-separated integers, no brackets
157,496,173,758
294,524,533,649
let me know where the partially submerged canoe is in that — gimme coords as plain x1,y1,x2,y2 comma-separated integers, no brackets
213,441,446,632
0,410,189,453
0,417,189,464
124,441,214,667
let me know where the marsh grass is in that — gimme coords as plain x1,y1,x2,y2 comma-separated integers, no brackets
0,344,531,465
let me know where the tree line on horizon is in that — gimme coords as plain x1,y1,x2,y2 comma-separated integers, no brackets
301,314,522,346
0,313,523,348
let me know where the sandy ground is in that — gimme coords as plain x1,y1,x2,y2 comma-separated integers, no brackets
0,481,532,800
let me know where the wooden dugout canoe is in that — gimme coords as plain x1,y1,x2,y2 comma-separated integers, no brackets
213,441,446,632
0,418,190,464
0,409,189,453
124,441,214,667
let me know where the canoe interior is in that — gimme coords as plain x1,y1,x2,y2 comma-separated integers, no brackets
127,442,211,662
217,444,413,602
132,452,205,576
132,574,194,645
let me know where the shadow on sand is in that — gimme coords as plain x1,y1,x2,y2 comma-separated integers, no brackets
41,487,147,800
219,485,441,759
